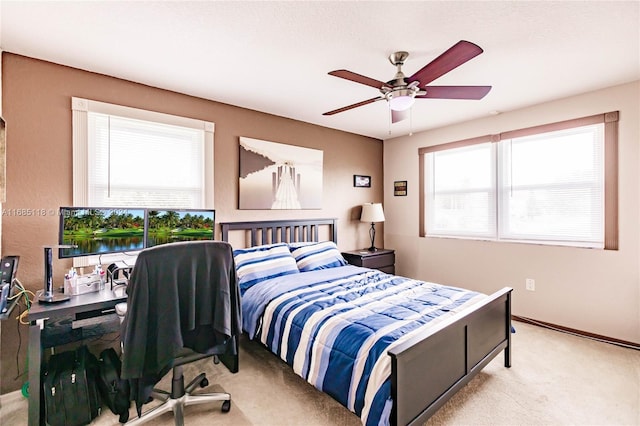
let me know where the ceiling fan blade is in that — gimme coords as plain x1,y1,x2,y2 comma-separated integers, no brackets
391,109,409,123
323,97,383,116
408,40,484,86
416,85,492,100
328,70,392,90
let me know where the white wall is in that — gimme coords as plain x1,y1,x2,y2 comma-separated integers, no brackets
383,81,640,344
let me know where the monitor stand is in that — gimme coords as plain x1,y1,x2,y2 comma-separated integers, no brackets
38,247,69,304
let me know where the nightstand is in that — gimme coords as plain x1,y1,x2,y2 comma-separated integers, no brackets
341,249,395,274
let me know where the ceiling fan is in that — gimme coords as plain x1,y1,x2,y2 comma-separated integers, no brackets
323,40,491,123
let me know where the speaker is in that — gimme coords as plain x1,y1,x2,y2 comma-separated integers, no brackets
1,255,19,284
0,283,9,313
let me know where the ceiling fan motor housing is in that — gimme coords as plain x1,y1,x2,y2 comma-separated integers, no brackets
383,52,424,110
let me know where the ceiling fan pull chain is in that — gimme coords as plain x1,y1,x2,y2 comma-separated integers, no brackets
388,106,392,136
409,108,413,136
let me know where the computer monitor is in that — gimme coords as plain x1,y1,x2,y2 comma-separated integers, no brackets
145,209,215,248
58,207,146,258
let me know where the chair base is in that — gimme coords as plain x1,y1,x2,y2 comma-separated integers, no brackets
125,369,230,426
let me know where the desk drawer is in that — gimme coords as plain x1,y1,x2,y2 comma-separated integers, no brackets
42,314,121,348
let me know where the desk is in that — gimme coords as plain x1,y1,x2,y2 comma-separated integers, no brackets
27,288,127,426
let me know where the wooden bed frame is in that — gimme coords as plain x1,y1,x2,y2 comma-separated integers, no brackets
221,218,512,426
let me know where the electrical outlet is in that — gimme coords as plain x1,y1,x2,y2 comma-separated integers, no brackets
525,278,535,291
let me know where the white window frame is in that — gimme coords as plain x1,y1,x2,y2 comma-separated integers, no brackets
71,97,214,265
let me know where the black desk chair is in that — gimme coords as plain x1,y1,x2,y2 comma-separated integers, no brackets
119,241,241,425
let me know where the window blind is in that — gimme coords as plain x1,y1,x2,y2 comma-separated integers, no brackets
87,113,205,208
426,142,496,238
498,124,604,246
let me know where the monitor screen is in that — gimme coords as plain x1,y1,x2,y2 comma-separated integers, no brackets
146,209,215,248
58,207,146,258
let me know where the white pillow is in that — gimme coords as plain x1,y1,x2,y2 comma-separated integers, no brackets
233,243,299,294
290,241,347,272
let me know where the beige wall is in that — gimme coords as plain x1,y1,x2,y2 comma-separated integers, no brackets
384,80,640,344
0,52,384,393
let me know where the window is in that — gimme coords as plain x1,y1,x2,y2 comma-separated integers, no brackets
499,125,604,245
71,97,214,263
419,112,619,249
426,142,496,238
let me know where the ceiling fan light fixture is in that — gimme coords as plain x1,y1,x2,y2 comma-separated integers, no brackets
389,95,415,111
386,87,417,111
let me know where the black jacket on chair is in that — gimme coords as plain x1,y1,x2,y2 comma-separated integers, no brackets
120,241,241,413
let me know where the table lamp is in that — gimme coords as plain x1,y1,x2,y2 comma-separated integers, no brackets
360,203,385,251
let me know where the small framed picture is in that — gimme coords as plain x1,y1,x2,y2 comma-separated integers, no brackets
353,175,371,188
394,180,407,196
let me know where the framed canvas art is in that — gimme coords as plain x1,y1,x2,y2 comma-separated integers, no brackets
239,137,323,209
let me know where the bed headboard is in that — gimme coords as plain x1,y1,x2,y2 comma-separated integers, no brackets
220,218,337,248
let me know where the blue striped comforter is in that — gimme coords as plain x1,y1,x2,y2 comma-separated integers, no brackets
241,265,485,425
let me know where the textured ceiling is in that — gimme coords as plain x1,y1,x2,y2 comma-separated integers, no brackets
1,1,639,140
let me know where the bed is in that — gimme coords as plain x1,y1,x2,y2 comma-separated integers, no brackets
221,218,512,426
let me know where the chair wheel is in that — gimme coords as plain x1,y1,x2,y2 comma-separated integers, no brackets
200,377,209,388
221,400,231,413
119,411,129,423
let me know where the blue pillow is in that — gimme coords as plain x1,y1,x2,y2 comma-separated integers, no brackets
290,241,347,272
233,243,299,294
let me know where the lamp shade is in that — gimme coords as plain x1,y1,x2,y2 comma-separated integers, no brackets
360,203,385,223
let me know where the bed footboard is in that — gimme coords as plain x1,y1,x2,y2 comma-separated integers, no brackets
388,287,512,426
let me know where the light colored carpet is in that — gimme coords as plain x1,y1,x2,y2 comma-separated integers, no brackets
1,321,638,425
426,322,639,426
